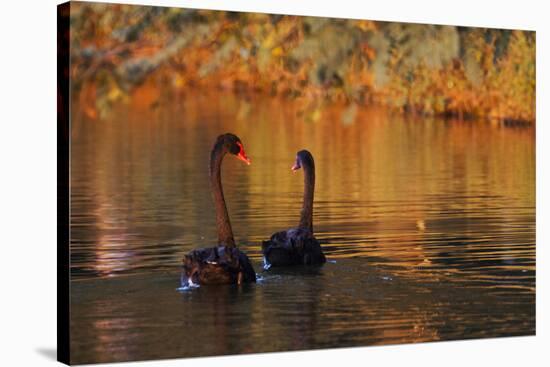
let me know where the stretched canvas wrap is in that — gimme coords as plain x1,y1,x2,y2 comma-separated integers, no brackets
57,1,536,365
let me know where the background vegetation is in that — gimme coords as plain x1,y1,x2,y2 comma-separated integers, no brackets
70,2,536,123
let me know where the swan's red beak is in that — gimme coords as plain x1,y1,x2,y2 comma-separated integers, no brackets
236,142,251,165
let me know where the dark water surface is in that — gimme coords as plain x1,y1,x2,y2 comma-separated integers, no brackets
70,93,535,364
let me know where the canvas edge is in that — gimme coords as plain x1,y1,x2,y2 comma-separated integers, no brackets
57,1,71,365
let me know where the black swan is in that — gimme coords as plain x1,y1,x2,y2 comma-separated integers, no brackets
181,133,256,286
261,150,326,268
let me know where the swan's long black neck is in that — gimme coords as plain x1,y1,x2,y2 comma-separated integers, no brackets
210,142,236,248
299,159,315,232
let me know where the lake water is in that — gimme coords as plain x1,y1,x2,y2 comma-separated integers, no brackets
69,92,535,364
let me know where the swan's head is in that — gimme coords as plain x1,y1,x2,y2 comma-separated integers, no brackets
217,133,251,165
292,150,314,172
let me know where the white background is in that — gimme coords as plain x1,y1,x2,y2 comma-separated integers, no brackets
0,0,547,366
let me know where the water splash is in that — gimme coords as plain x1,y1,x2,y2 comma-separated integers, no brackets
176,284,200,292
255,274,265,283
178,272,200,292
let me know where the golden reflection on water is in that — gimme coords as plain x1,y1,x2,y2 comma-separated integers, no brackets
71,91,534,284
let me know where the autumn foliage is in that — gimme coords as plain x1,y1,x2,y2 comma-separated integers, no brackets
70,3,535,124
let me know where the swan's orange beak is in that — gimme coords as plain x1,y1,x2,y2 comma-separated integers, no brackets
236,142,251,165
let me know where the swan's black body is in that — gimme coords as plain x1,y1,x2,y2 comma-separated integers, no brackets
183,246,256,285
262,150,326,268
181,134,256,285
262,227,325,267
